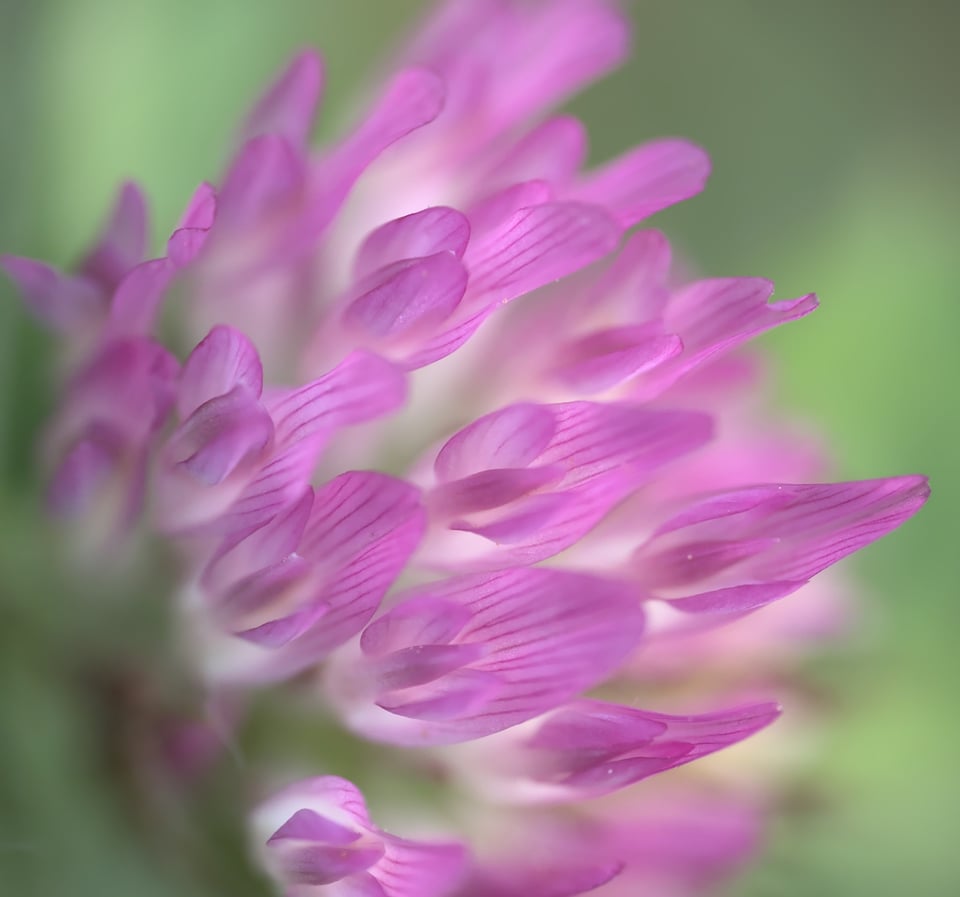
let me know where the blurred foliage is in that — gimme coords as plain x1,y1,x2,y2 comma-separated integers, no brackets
1,1,957,895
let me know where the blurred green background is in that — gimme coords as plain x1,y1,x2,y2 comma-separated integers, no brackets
0,2,956,895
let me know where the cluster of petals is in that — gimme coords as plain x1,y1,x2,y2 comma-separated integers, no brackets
2,2,928,895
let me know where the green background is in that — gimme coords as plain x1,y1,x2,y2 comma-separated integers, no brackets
1,2,956,895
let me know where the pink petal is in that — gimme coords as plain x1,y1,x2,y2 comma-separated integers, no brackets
238,472,426,679
522,700,781,799
434,404,557,480
292,67,445,254
334,568,644,745
342,252,467,340
217,134,304,231
636,477,930,602
482,116,588,188
569,139,711,227
465,201,620,305
106,257,175,336
255,776,466,897
267,351,406,447
354,207,470,279
547,323,683,394
0,256,103,331
241,50,324,149
165,388,274,486
177,325,265,418
79,181,149,290
634,278,819,398
168,182,216,267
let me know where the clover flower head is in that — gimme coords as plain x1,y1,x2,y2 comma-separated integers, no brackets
1,1,928,895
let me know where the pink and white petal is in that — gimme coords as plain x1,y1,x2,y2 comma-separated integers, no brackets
568,139,711,227
354,207,470,279
177,325,264,418
240,49,324,149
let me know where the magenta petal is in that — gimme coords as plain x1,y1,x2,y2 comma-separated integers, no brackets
466,201,620,305
571,138,711,226
241,49,324,149
354,207,471,279
178,325,265,417
79,181,149,290
0,255,102,331
342,252,468,340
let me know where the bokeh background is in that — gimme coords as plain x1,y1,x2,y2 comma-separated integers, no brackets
0,2,956,895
